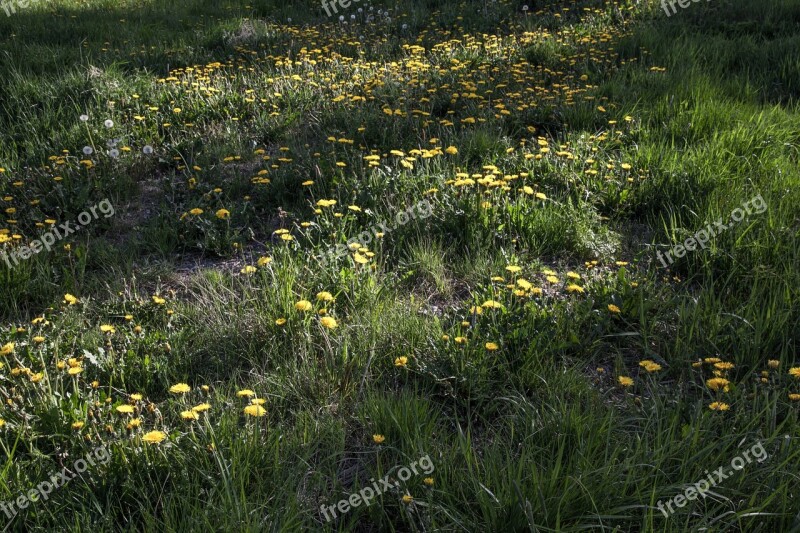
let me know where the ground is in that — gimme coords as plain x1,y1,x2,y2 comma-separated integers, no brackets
0,0,799,530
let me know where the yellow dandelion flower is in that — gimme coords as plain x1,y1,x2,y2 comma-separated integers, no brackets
192,403,212,413
618,376,633,387
142,430,167,444
295,300,313,312
237,389,256,398
372,434,385,444
244,405,266,417
485,342,499,351
320,316,338,329
709,402,730,411
116,405,135,414
181,410,199,420
608,304,621,313
394,356,408,367
169,383,191,394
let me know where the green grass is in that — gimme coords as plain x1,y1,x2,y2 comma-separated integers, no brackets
0,0,799,530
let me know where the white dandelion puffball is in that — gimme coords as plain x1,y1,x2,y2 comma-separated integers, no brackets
82,146,94,155
109,149,120,158
79,114,89,122
143,145,154,154
104,119,114,128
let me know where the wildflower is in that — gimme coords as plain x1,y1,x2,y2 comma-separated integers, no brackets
275,318,287,326
505,265,522,273
189,208,203,216
618,376,633,387
706,378,730,392
181,410,199,420
68,367,83,375
169,383,191,394
116,405,135,414
142,430,167,444
485,342,499,351
244,405,266,417
708,402,730,411
250,398,266,405
402,495,413,504
257,256,272,267
372,434,385,444
714,362,735,371
0,342,14,356
192,403,212,413
130,393,143,401
100,324,116,333
71,421,84,430
607,304,621,314
241,265,257,274
64,294,79,305
237,389,256,398
768,360,780,369
445,146,458,155
316,291,334,302
789,393,800,401
215,208,230,219
423,477,434,486
295,300,313,312
789,367,800,379
394,356,408,367
152,296,166,305
481,300,503,309
566,284,584,294
639,360,662,373
320,316,338,329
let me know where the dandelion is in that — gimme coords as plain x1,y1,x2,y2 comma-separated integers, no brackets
768,360,780,369
83,146,94,155
708,402,730,411
79,114,89,122
372,434,385,444
1,342,14,356
789,393,800,401
68,367,83,376
714,362,735,371
189,208,203,216
316,291,334,302
789,367,800,379
71,421,84,430
423,477,434,486
607,304,621,313
181,410,199,420
639,360,662,373
237,389,256,398
244,405,266,417
295,300,313,312
169,383,191,394
116,405,135,414
394,356,408,367
566,284,584,294
104,119,114,128
64,293,79,305
216,208,230,219
706,378,730,392
143,145,154,154
142,430,167,444
320,316,338,329
275,318,287,326
402,495,413,503
618,376,633,387
192,403,211,413
485,342,499,351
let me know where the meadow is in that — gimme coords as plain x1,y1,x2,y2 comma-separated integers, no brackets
0,0,799,530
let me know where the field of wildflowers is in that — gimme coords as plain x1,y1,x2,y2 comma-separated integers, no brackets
0,0,799,530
